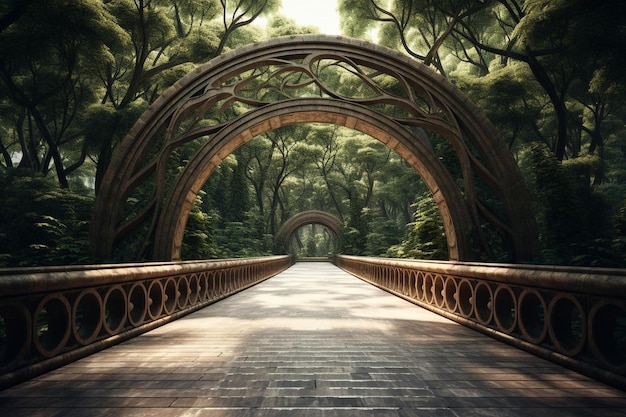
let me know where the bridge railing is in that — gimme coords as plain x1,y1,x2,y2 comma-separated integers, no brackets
0,255,293,389
334,255,626,390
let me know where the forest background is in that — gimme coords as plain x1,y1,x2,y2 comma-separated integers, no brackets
1,0,625,267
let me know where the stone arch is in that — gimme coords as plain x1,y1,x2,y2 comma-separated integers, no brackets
276,210,343,254
90,35,538,262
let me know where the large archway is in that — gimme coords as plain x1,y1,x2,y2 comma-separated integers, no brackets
90,35,538,262
276,210,343,255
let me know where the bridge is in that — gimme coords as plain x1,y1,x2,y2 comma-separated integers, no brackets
1,256,625,416
1,34,625,415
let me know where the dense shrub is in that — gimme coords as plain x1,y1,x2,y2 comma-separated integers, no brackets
0,169,93,267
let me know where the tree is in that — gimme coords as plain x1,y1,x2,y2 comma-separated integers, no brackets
92,0,277,191
391,192,448,260
192,154,264,257
308,125,347,221
342,192,369,255
266,14,319,37
181,191,218,260
339,0,492,76
215,0,279,55
0,0,128,187
0,0,34,33
226,152,251,222
0,169,93,266
340,0,626,163
517,143,621,265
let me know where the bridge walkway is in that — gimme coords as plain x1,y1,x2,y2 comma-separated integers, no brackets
1,262,625,416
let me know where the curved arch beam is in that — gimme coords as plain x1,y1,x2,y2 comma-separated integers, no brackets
153,99,470,261
275,210,343,253
90,35,538,262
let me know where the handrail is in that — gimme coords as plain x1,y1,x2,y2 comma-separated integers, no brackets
0,255,293,389
334,255,626,390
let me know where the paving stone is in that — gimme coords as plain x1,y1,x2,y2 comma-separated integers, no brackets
1,262,624,416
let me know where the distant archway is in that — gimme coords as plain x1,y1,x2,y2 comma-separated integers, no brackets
90,35,538,262
276,210,342,255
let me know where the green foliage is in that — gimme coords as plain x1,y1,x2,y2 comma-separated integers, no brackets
217,220,265,257
0,0,130,186
187,124,424,260
519,143,624,266
388,193,448,260
366,216,403,256
341,194,369,255
0,169,93,267
289,225,337,258
1,0,624,266
182,153,267,258
227,155,251,222
267,15,318,37
181,193,218,260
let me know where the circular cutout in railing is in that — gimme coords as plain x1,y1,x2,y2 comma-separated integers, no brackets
128,283,148,326
188,274,200,305
518,289,548,344
72,289,103,345
375,265,383,285
473,282,493,325
176,276,190,310
443,276,458,313
493,285,517,334
380,266,387,286
589,300,626,372
390,268,399,292
407,270,417,299
401,270,408,296
396,269,404,292
433,275,446,308
224,269,234,294
548,294,586,357
415,272,425,301
216,270,225,296
163,277,178,314
198,272,209,302
424,273,435,304
103,285,127,335
33,294,71,357
207,271,217,299
147,280,165,320
457,279,474,318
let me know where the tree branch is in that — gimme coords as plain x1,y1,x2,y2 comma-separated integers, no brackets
0,0,34,32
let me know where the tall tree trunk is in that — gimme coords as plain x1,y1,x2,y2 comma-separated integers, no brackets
29,108,68,188
526,53,569,161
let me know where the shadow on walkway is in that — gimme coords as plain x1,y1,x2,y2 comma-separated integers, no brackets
1,262,625,416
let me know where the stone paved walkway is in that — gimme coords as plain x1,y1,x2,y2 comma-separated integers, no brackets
1,262,625,416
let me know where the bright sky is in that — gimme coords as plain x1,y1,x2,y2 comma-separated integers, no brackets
279,0,341,35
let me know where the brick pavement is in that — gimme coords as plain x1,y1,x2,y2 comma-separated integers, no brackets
1,262,625,416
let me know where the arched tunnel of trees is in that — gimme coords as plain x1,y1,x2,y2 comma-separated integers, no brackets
179,121,450,261
2,1,625,268
89,36,538,263
285,224,339,258
275,211,343,257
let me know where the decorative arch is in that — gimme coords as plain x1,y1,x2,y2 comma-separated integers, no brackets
90,35,538,262
276,210,343,254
